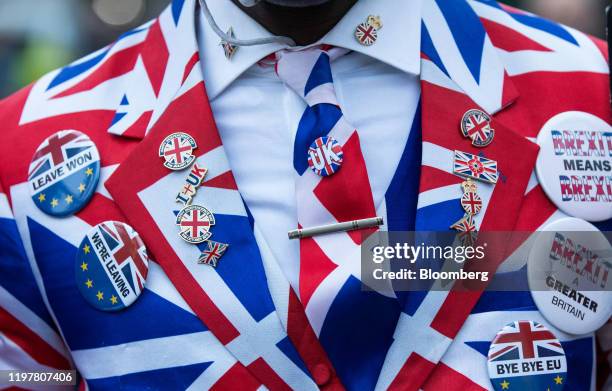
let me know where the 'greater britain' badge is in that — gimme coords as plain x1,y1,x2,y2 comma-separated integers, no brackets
28,130,100,216
76,221,149,311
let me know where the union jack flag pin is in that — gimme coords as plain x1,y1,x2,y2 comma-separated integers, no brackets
176,204,215,244
461,109,495,147
461,191,483,216
450,214,478,246
308,136,343,177
453,150,498,184
220,27,238,60
355,15,382,46
451,214,477,233
198,241,229,267
460,179,482,216
159,132,197,171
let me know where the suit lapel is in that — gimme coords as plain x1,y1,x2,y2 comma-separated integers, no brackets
104,1,319,389
376,1,539,389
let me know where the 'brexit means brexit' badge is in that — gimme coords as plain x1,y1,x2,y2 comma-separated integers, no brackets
76,221,149,311
487,320,567,391
28,130,100,217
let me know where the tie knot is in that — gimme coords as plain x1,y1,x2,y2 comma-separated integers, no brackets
274,46,348,107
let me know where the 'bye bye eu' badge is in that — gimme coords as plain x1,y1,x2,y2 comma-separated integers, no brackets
488,320,567,391
535,112,612,221
28,130,100,217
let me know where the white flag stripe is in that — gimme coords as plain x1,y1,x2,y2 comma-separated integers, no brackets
72,331,235,379
0,286,67,358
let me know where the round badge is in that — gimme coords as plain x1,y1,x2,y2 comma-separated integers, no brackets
461,109,495,147
461,191,482,215
528,217,612,335
488,320,567,391
535,111,612,221
176,204,215,244
28,130,100,217
76,221,149,311
159,132,197,171
354,22,378,46
307,136,343,177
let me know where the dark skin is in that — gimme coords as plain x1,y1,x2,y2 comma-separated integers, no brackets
230,0,358,46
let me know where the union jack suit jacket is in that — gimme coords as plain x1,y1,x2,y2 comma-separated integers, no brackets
0,0,610,390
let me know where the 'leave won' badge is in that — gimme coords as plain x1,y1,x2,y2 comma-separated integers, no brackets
28,130,100,217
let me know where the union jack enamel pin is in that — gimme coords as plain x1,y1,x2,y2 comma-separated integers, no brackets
453,150,498,184
176,204,215,244
460,109,495,147
355,15,382,46
450,214,478,246
460,179,482,216
198,241,229,267
159,132,197,171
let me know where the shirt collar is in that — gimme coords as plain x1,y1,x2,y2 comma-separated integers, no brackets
199,0,422,100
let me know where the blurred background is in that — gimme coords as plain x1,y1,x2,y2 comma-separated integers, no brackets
0,0,609,98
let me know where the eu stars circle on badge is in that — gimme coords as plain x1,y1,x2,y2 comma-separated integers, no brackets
76,221,149,311
308,136,343,177
528,217,612,335
487,320,567,391
28,130,100,216
535,111,612,222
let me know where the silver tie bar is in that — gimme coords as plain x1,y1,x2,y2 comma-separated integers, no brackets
288,217,384,240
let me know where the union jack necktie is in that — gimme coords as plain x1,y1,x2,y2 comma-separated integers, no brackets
274,47,398,387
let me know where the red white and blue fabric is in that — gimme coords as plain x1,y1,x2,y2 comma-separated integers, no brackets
0,185,72,388
4,162,258,389
375,0,609,389
0,0,610,389
275,47,402,390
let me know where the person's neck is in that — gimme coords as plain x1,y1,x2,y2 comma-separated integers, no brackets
231,0,358,46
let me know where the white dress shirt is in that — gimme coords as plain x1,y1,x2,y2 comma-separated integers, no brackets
197,0,422,292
